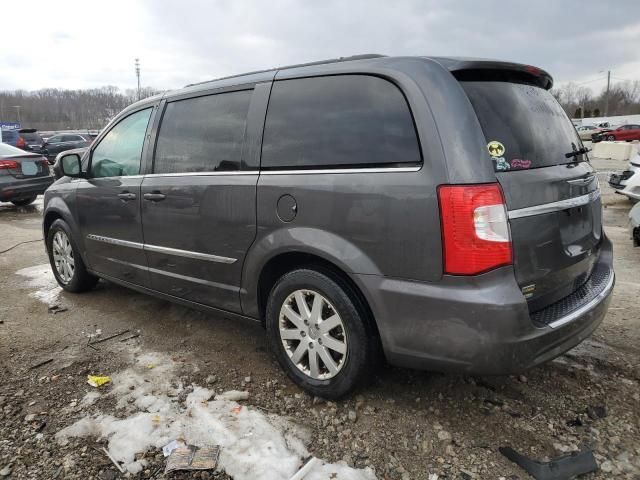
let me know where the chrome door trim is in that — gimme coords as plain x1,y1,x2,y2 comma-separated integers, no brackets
86,234,144,250
547,270,615,329
143,244,237,264
508,190,601,220
144,171,259,178
86,234,237,264
260,166,422,175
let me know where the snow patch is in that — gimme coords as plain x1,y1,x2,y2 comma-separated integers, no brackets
56,352,375,480
80,391,101,408
16,263,61,305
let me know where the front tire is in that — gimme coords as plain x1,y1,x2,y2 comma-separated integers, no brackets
11,195,37,206
266,268,376,399
47,219,98,293
606,134,616,141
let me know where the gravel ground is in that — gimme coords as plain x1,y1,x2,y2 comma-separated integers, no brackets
1,158,639,479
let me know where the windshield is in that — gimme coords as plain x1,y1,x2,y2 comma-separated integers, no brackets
461,81,585,172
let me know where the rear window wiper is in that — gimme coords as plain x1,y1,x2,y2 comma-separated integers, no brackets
565,146,590,159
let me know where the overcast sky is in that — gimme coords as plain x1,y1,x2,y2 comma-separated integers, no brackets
2,0,639,93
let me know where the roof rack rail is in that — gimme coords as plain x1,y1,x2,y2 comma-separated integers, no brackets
184,54,385,88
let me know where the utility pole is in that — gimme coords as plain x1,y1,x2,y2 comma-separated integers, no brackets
604,70,611,117
135,58,141,101
12,106,21,125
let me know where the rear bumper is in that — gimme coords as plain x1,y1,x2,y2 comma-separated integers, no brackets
0,176,54,202
355,235,614,375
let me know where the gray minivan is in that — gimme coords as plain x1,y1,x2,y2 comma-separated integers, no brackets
44,55,614,398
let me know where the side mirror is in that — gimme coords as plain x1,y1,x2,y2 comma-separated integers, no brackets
56,153,83,179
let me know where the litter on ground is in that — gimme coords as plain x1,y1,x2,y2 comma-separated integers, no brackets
56,351,376,479
87,375,111,388
165,444,220,473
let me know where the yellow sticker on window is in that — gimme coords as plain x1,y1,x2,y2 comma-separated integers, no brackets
487,141,505,157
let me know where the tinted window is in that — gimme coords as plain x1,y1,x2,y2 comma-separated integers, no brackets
154,90,252,173
47,135,63,144
91,108,152,178
461,81,584,171
62,135,83,142
261,75,421,169
21,132,43,143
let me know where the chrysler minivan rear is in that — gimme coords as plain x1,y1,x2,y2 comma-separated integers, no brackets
371,61,614,374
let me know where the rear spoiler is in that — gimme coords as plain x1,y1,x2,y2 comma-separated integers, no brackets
430,57,553,90
18,128,38,133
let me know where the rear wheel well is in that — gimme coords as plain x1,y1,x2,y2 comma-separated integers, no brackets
257,252,380,341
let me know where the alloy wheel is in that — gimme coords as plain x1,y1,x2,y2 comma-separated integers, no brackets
52,230,75,283
278,289,348,380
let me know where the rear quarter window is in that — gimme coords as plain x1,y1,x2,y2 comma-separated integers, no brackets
261,75,421,169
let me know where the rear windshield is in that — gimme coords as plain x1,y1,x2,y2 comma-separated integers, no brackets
0,142,26,155
461,81,584,172
21,132,43,143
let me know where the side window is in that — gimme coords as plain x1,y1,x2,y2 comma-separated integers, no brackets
153,90,252,173
48,135,63,144
261,75,421,169
91,108,152,178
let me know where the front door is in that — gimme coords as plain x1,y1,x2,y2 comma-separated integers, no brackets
76,107,154,286
140,88,259,313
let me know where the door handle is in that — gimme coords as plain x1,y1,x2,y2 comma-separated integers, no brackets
143,192,166,202
117,192,137,201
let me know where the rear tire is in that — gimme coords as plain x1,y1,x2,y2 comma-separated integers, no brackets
266,268,376,399
11,195,37,206
47,219,98,293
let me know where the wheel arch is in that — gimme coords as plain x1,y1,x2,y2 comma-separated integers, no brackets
247,250,380,353
43,200,87,264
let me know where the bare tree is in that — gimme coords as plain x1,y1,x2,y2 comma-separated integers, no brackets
0,86,162,130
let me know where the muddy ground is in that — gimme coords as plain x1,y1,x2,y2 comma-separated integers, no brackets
1,158,639,479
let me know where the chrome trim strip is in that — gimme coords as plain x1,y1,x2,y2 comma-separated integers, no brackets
144,171,259,178
508,190,601,220
87,235,237,264
86,234,144,250
260,166,422,175
143,244,237,264
547,269,615,329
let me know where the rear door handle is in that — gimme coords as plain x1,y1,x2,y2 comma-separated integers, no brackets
143,192,166,202
117,192,137,201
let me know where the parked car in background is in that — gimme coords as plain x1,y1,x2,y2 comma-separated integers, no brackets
576,125,605,141
42,133,93,163
0,128,44,151
629,203,640,247
0,142,53,206
593,124,640,143
44,55,613,398
609,148,640,201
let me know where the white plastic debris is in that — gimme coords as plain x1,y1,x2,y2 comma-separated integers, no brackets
162,439,185,457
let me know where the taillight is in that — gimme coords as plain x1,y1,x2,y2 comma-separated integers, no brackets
0,160,19,170
437,183,512,275
16,136,26,148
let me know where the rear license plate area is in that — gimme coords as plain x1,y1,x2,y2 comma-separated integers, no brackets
21,161,38,176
